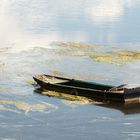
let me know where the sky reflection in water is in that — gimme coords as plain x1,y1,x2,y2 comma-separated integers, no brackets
0,0,140,45
0,0,140,140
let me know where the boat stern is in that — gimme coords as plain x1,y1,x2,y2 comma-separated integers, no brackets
124,84,140,103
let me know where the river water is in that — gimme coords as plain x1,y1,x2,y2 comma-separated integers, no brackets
0,0,140,140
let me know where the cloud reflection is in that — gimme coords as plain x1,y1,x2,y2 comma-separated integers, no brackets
86,0,136,23
0,0,139,48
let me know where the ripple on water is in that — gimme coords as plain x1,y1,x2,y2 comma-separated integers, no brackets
123,132,140,139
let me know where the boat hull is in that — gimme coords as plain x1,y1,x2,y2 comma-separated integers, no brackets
33,75,125,103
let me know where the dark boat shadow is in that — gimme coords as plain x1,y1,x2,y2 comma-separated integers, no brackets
96,102,140,115
34,88,140,115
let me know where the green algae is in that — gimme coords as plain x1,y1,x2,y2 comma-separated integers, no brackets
0,105,21,114
61,100,91,108
26,80,37,85
36,89,98,108
40,90,93,104
112,50,140,56
88,50,140,64
0,99,58,114
0,62,5,68
54,42,98,50
50,70,68,77
52,42,140,64
0,47,9,53
51,42,140,65
49,42,140,66
51,42,98,56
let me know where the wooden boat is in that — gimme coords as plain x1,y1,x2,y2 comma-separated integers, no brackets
33,74,140,103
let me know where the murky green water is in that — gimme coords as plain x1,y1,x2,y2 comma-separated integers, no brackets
0,0,140,139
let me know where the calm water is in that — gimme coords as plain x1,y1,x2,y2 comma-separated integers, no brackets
0,0,140,140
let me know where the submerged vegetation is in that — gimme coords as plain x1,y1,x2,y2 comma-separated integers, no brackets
51,42,98,56
0,99,58,114
53,42,98,50
52,42,140,65
89,50,140,64
0,47,9,53
26,80,37,85
0,62,5,68
50,70,67,77
36,89,94,105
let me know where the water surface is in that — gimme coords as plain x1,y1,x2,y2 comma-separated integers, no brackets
0,0,140,140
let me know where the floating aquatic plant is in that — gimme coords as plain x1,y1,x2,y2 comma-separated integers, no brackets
51,42,140,64
39,90,100,108
50,42,98,56
26,80,37,85
53,42,98,50
0,105,20,114
0,47,9,53
0,62,5,68
50,70,68,77
88,50,140,64
0,99,58,114
40,90,94,105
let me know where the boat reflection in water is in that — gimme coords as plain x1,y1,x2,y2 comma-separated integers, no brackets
34,88,140,115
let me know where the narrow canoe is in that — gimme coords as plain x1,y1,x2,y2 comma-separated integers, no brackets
33,74,140,103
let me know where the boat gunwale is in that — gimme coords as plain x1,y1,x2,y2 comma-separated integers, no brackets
33,75,124,94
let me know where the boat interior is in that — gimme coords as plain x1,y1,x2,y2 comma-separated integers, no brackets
39,75,115,91
58,80,113,91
